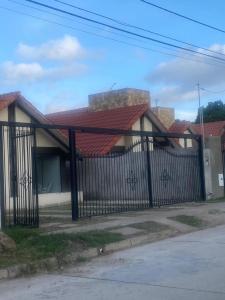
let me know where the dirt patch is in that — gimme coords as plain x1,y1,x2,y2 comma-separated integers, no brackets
129,221,169,233
208,209,225,215
168,215,206,228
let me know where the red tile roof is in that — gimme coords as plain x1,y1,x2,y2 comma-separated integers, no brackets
169,121,192,133
46,104,149,155
170,120,225,137
191,121,225,137
0,92,20,111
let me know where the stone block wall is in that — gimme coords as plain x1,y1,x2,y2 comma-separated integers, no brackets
89,88,151,111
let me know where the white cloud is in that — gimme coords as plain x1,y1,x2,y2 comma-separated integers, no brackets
148,45,225,105
17,35,85,61
0,61,87,85
1,61,45,84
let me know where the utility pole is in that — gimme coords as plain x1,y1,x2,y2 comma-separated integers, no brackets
197,82,206,201
197,82,205,147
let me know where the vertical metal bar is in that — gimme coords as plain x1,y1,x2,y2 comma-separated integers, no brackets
69,129,79,221
9,126,17,225
0,125,5,229
33,127,39,226
198,136,206,201
146,136,153,208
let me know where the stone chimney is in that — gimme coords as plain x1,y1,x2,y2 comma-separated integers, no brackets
152,106,175,129
89,88,151,111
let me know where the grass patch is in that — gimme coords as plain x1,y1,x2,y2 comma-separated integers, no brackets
130,221,169,233
0,227,123,268
169,215,204,228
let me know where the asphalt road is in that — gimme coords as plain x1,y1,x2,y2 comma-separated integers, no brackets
1,225,225,300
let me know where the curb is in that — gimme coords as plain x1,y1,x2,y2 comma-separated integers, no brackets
0,230,177,281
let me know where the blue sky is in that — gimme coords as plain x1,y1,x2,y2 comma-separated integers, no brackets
1,0,225,120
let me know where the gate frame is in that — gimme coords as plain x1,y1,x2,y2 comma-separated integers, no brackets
0,121,206,227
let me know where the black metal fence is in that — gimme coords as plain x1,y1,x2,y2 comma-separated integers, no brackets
0,121,205,227
0,124,39,227
76,137,204,218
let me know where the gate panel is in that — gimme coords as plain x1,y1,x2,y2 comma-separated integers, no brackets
1,125,39,227
150,146,202,206
77,140,150,217
76,137,203,218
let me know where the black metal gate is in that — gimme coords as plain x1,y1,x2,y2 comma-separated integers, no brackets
0,125,39,227
76,136,205,218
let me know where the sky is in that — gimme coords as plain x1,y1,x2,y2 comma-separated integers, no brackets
1,0,225,121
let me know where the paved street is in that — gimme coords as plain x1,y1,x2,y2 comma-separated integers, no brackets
1,225,225,300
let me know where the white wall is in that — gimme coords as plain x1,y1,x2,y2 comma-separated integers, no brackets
179,130,193,148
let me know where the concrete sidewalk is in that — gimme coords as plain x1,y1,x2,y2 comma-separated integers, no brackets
40,201,225,240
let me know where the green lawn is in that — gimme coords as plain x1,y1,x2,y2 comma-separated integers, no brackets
0,227,123,268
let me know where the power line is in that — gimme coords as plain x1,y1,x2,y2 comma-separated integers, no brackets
201,87,225,94
2,3,225,69
10,0,225,64
8,0,190,55
52,0,225,59
140,0,225,34
24,0,225,64
2,4,221,68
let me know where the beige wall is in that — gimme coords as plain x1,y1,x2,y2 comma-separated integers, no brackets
15,106,65,149
152,107,175,129
15,106,31,123
36,129,63,148
0,108,8,121
115,116,153,151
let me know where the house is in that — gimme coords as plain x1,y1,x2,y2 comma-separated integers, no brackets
46,88,174,155
169,120,194,148
169,119,225,199
0,89,175,210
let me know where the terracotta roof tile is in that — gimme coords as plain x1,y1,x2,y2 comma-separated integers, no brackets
46,104,149,155
191,121,225,137
0,91,20,111
170,120,225,137
169,121,192,133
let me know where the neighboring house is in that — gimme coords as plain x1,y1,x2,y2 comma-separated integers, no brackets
46,88,172,155
169,119,225,200
0,92,70,208
169,121,194,148
192,121,225,200
191,120,225,137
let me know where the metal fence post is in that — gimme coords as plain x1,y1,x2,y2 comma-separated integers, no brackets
198,136,206,201
0,125,5,229
146,136,153,208
69,129,79,221
9,126,17,225
33,127,39,227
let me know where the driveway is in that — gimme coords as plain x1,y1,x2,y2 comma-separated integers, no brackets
1,225,225,300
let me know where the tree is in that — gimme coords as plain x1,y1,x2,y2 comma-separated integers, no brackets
195,100,225,123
